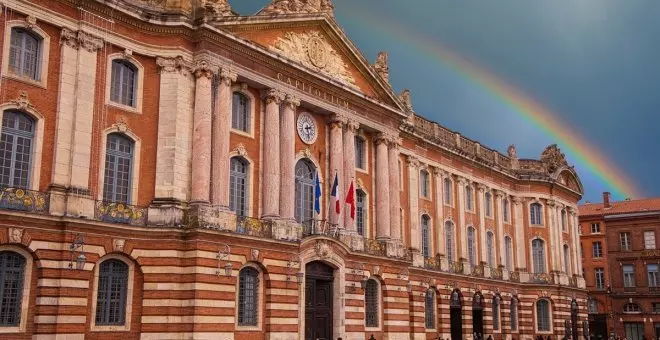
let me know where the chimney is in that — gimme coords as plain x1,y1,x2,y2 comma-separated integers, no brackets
603,192,611,208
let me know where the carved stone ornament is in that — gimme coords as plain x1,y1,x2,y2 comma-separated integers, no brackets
235,143,247,156
507,144,517,159
203,0,235,19
113,239,126,252
540,144,568,173
269,31,356,87
8,228,23,243
114,116,128,133
374,51,389,83
399,89,413,112
315,240,330,259
251,249,260,261
373,265,381,276
260,0,335,17
9,91,36,112
60,28,103,52
193,60,213,79
26,16,37,29
156,56,186,74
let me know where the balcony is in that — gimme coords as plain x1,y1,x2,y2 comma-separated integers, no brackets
649,286,660,293
95,201,147,226
236,216,273,238
0,186,49,214
530,273,553,284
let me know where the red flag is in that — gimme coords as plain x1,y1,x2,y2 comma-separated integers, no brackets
345,180,356,219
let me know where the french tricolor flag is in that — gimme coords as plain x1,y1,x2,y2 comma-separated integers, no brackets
330,173,340,214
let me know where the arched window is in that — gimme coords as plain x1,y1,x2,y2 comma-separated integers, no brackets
238,267,259,326
229,157,249,217
561,209,567,231
502,198,510,221
364,279,379,327
95,259,129,325
420,169,429,198
492,295,500,331
467,227,476,267
486,231,495,267
110,60,137,107
623,303,641,314
485,192,492,217
530,203,543,225
465,185,474,210
0,111,34,188
445,221,455,263
356,190,366,236
424,289,435,329
563,244,570,274
294,159,316,224
536,299,551,332
588,298,598,314
443,178,452,205
232,92,250,132
9,28,41,80
103,134,134,203
0,251,26,326
510,297,519,331
532,239,546,273
504,236,513,272
421,215,431,258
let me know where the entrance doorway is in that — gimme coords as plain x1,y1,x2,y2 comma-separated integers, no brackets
472,292,484,338
571,299,579,340
450,289,463,340
304,261,334,340
588,314,608,340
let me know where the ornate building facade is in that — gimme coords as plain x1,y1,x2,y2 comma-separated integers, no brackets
0,0,586,339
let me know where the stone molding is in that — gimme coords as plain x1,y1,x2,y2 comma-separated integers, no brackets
260,0,335,17
282,94,301,110
60,28,103,52
219,67,238,85
156,56,188,74
262,88,284,105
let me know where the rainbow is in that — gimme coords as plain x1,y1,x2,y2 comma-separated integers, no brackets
342,5,642,200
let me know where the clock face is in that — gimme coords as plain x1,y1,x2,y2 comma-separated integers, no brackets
297,113,317,145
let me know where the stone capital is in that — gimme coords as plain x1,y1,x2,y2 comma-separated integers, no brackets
262,88,284,105
193,60,214,79
456,177,468,186
282,94,301,110
157,56,187,74
511,196,523,205
546,199,556,207
219,67,238,85
60,28,79,49
494,190,506,198
387,135,402,149
477,183,488,192
328,113,347,128
567,206,577,215
77,30,104,52
345,119,360,133
405,155,419,168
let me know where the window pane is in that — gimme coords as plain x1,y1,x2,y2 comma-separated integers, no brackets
422,216,430,258
232,92,250,132
0,251,26,326
424,290,434,329
9,29,40,80
365,279,378,327
0,111,34,188
645,231,656,250
110,60,136,107
443,179,451,204
536,300,550,331
355,137,365,169
238,268,259,326
505,237,512,272
445,222,454,263
230,157,249,216
295,160,315,224
103,134,133,203
533,239,546,273
356,190,365,236
467,227,475,266
510,299,518,331
486,232,494,267
492,297,500,330
95,260,128,325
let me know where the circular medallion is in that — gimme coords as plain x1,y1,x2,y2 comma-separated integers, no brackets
307,37,327,68
296,112,318,145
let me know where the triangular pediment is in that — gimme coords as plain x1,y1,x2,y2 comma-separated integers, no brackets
215,16,405,110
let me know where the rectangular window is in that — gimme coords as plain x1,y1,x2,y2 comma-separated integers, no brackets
592,242,603,258
595,268,605,290
466,187,473,210
355,137,365,170
420,171,429,198
620,232,632,251
653,303,660,313
645,231,656,250
623,264,635,287
443,179,452,205
356,191,365,236
649,264,659,287
503,200,510,222
591,223,601,234
485,193,492,217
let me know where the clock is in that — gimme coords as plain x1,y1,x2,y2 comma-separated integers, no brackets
297,112,318,145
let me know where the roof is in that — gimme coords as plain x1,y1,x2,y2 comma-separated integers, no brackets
579,197,660,217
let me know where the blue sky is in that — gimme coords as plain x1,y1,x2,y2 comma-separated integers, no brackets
229,1,660,203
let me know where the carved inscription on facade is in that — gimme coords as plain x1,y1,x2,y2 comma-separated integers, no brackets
276,73,350,109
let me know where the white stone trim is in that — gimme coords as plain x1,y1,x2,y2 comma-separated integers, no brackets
90,254,136,332
235,262,264,331
0,101,45,191
104,52,145,114
96,126,142,204
1,19,50,88
230,84,256,139
0,245,33,333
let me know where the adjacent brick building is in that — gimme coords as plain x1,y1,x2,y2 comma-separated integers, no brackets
0,0,587,339
581,193,660,340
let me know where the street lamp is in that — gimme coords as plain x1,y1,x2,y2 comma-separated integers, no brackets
68,233,86,270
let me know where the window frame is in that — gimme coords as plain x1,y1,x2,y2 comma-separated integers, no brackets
563,244,570,275
355,135,367,172
230,86,257,138
231,91,251,134
504,235,513,272
2,21,50,88
109,59,137,108
237,266,261,328
102,133,135,204
623,303,641,314
591,223,601,234
294,158,316,224
419,169,430,199
623,264,635,288
443,177,453,206
0,110,35,189
356,189,367,236
229,156,250,217
620,232,632,251
648,264,659,288
424,289,436,330
484,192,493,218
510,297,519,332
561,209,567,232
595,268,605,290
0,105,45,192
467,226,476,267
502,198,510,222
0,247,32,334
644,231,656,250
445,221,455,263
530,202,543,226
105,53,144,113
592,242,603,259
364,278,380,329
421,215,431,258
535,299,552,333
90,255,134,332
532,238,546,274
97,128,141,205
492,295,501,331
94,259,129,326
486,231,495,267
465,184,474,211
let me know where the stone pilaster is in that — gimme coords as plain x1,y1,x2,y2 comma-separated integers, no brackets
477,184,487,266
406,155,420,248
374,133,390,239
342,119,358,230
261,89,283,219
388,137,401,241
149,56,194,225
456,177,468,261
495,190,506,270
279,94,300,221
328,114,345,226
190,62,214,204
211,68,237,209
568,207,579,275
512,196,526,272
546,199,558,271
433,168,446,256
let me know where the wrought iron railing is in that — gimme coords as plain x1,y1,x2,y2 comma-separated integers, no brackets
509,271,520,282
491,266,503,280
95,201,147,226
301,219,341,240
530,273,553,284
424,255,442,271
364,238,386,257
447,261,463,274
472,263,484,277
236,215,272,238
0,186,49,214
649,286,660,293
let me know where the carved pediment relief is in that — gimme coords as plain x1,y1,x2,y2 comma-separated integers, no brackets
260,0,335,17
269,31,356,87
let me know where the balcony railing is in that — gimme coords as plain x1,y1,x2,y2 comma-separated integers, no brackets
302,219,341,240
95,201,147,226
0,186,49,214
491,266,503,280
236,216,272,238
424,255,442,271
530,273,553,284
623,286,636,293
649,286,660,293
363,238,386,257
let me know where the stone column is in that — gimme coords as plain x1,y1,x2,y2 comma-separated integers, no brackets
568,207,579,275
190,62,214,203
433,169,446,256
342,119,358,230
546,200,558,271
388,137,401,241
211,68,237,209
406,155,420,247
477,184,488,266
556,203,565,273
374,133,391,239
457,177,468,261
261,89,283,219
328,114,345,226
279,94,300,221
572,210,583,275
495,190,506,269
512,196,526,271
